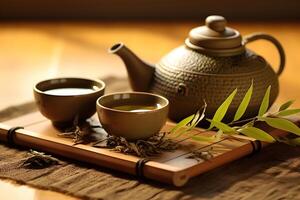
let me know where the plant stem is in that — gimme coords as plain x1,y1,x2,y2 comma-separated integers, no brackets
227,117,257,126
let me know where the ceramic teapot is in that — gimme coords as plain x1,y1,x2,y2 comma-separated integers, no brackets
109,15,285,122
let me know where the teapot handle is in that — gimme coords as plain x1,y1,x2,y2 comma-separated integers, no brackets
243,33,285,76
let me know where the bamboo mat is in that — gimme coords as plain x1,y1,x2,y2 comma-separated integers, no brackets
0,77,300,199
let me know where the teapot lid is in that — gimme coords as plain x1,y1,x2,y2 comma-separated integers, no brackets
185,15,245,56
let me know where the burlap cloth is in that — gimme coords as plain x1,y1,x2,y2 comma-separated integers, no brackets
0,76,300,200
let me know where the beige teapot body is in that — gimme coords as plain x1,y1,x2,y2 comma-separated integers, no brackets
110,15,285,121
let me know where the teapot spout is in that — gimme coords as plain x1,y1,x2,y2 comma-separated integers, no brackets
109,43,155,92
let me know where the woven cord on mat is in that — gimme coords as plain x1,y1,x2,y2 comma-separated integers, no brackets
1,77,300,200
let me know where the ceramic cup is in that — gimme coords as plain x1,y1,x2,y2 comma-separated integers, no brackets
96,92,169,140
34,77,105,128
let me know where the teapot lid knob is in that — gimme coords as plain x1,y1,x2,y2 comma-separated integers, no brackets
205,15,227,33
185,15,245,56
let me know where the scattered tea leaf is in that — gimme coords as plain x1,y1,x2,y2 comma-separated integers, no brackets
58,120,101,145
258,85,271,116
279,100,294,111
234,80,253,121
187,147,214,161
259,117,300,136
94,132,179,158
237,126,275,142
209,88,237,129
22,150,60,169
276,109,300,117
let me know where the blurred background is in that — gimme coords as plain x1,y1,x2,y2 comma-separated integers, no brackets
0,0,299,108
1,0,300,20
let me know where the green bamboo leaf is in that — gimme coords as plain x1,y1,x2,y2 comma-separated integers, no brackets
277,137,300,146
279,100,294,111
174,105,206,138
215,129,223,141
258,85,271,116
189,105,206,128
209,88,237,129
238,126,275,142
185,107,205,130
277,109,300,117
207,119,236,133
259,117,300,136
192,135,215,142
170,115,194,134
233,80,253,121
287,137,300,146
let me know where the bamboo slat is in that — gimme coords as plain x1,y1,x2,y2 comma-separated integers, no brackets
0,112,294,186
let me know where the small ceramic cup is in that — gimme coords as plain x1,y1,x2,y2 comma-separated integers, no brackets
34,77,105,128
96,92,169,140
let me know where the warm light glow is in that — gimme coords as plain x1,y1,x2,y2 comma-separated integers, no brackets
0,181,35,200
47,41,64,78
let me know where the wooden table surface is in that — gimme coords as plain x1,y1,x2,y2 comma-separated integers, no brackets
0,21,299,199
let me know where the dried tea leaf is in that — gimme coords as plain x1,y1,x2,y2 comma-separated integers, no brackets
22,150,60,169
258,85,271,116
58,120,101,145
279,100,294,111
237,126,275,143
234,80,253,121
94,132,179,158
209,88,237,129
187,148,214,161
